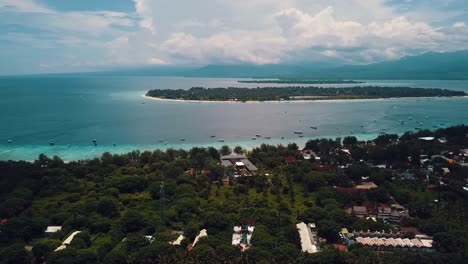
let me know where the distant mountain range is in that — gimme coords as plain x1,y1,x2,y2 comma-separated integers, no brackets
53,50,468,80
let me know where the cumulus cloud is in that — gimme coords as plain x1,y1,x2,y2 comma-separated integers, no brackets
1,0,468,73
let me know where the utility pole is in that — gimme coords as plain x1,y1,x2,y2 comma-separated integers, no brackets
160,181,165,221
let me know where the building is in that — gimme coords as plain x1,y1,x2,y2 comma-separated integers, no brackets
341,229,434,252
355,182,378,190
347,203,407,223
354,236,433,252
285,156,298,164
55,231,81,251
220,154,258,177
302,150,321,160
232,225,255,252
45,226,62,235
296,222,319,253
188,229,208,251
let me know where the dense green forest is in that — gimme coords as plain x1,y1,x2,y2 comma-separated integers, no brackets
146,86,466,102
237,80,365,84
1,126,468,263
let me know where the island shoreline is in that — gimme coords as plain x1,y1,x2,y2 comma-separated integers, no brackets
143,94,468,104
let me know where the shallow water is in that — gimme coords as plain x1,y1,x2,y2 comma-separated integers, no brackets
0,76,467,161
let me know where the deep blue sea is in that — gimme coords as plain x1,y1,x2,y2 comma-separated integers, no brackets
0,76,467,161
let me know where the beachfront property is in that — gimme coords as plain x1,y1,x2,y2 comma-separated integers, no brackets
296,222,319,254
302,150,320,161
220,154,258,178
232,225,255,252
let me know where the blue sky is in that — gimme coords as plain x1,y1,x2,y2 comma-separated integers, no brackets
0,0,467,75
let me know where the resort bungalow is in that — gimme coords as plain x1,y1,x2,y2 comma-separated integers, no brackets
232,225,255,252
55,231,81,251
189,229,207,251
44,226,62,235
220,154,258,177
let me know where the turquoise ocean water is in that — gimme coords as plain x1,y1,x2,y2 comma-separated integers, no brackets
0,76,467,161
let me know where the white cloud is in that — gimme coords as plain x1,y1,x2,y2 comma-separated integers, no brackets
0,0,50,13
1,0,468,73
133,0,155,32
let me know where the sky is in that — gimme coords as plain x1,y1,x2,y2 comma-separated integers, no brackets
0,0,467,74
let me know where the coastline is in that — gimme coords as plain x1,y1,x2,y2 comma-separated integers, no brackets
143,94,468,104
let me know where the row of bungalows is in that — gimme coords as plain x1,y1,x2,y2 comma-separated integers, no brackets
355,236,433,252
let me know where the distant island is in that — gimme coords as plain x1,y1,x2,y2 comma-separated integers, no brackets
146,86,466,102
238,80,365,84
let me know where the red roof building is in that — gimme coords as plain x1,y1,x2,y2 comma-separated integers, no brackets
333,244,349,252
286,156,297,164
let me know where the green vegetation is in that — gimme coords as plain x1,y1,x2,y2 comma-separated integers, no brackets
146,86,466,102
238,80,365,84
1,126,468,263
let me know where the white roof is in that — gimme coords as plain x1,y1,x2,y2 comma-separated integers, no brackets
235,162,245,166
45,226,62,233
232,233,242,246
419,137,435,141
63,231,81,245
420,239,433,248
170,234,185,245
192,229,207,247
54,245,67,252
296,222,317,253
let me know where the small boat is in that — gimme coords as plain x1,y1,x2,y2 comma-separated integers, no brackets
210,135,216,138
92,139,97,143
256,134,261,137
218,139,225,142
67,144,70,148
409,117,412,120
281,137,284,139
310,126,318,129
419,123,423,126
265,136,271,139
298,135,304,138
180,139,186,142
294,131,303,134
7,139,11,144
252,137,257,140
49,141,55,146
164,142,168,145
112,144,116,147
